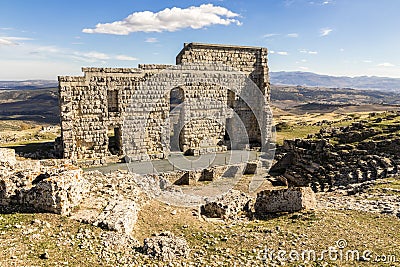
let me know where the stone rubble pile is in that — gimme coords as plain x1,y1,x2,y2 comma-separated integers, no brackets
94,198,138,234
317,179,400,217
0,148,88,215
142,231,190,261
200,187,317,219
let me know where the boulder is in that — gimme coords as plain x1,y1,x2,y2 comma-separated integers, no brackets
0,153,89,215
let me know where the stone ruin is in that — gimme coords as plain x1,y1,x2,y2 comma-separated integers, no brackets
0,147,316,221
57,42,272,166
270,117,400,191
0,148,88,215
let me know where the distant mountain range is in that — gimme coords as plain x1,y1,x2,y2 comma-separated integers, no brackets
270,71,400,92
0,80,58,90
1,72,400,92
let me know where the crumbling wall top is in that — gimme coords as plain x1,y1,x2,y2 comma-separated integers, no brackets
176,42,268,64
82,67,143,74
138,64,174,70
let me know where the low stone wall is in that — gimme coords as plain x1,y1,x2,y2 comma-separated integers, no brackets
254,187,316,214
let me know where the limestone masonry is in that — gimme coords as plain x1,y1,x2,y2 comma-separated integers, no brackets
57,43,271,166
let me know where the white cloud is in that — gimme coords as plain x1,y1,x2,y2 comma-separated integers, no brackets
320,28,333,36
14,41,138,63
83,4,241,35
299,49,318,54
287,33,299,38
277,51,289,55
284,0,295,7
0,38,16,46
75,51,110,60
36,46,61,53
0,36,32,46
363,60,372,63
309,1,333,5
115,55,138,61
299,66,309,70
145,37,158,43
269,50,288,56
264,33,279,38
377,62,395,67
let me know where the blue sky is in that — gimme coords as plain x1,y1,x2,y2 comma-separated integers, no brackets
0,0,399,80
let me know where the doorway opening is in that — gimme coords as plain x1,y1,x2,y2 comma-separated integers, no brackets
169,87,185,152
108,126,122,155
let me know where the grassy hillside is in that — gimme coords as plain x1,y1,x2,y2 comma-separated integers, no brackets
0,88,59,123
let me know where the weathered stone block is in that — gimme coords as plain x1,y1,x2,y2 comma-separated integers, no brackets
254,187,316,214
23,168,88,215
173,172,190,185
0,148,16,168
94,198,138,234
200,189,254,219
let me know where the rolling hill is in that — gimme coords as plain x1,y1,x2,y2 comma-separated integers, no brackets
270,71,400,92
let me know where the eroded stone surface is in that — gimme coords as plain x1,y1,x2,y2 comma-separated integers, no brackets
94,198,138,234
0,153,88,215
0,148,16,168
254,187,316,214
200,189,254,219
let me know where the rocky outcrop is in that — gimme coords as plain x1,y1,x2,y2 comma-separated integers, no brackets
254,187,316,214
142,231,190,261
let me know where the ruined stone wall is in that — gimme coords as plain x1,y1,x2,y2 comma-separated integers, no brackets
59,66,171,165
176,43,270,146
58,43,270,165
